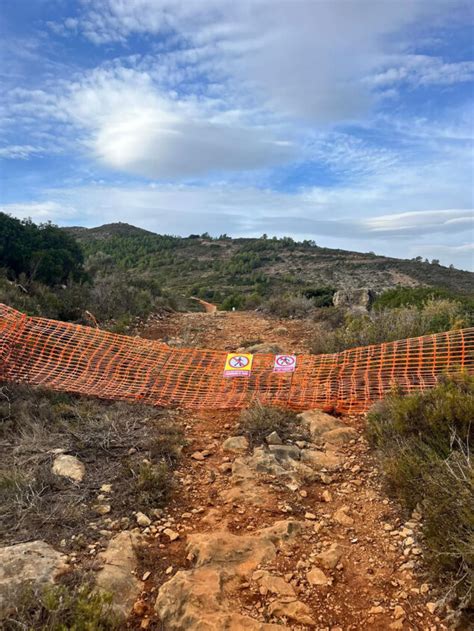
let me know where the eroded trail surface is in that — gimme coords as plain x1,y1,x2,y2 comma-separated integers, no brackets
130,311,446,630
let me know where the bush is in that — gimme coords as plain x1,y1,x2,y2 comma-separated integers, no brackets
4,581,119,630
239,402,306,446
367,374,474,618
310,299,470,354
264,294,314,318
374,286,474,315
133,461,173,510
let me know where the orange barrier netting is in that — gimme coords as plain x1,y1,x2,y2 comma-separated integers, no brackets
1,304,473,413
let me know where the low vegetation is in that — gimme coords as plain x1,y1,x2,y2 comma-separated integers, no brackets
4,581,119,630
310,298,472,354
367,374,474,621
0,385,185,546
239,402,306,447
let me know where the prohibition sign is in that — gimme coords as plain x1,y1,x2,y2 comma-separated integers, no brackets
276,355,295,367
229,355,250,369
273,354,297,373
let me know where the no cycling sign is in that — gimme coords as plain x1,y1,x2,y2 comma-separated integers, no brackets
223,353,253,377
273,354,297,373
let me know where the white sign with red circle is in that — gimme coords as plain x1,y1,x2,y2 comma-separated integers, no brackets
273,354,297,373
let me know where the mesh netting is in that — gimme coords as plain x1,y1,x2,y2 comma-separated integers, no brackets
1,304,473,413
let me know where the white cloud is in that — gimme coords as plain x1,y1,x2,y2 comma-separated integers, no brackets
59,67,294,177
0,145,43,159
58,0,472,122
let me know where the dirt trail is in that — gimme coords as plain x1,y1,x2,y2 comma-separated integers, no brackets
131,311,446,630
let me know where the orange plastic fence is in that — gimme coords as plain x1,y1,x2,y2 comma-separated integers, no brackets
1,304,473,413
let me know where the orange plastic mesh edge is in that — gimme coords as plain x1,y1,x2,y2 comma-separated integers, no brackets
1,304,473,413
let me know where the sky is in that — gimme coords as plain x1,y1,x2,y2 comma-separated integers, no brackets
0,0,473,270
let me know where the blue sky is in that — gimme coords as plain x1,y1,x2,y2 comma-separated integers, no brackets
1,0,473,270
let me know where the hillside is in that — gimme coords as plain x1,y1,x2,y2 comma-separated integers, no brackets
66,223,474,304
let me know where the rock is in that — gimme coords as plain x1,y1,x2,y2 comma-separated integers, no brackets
164,529,180,542
333,507,354,527
301,449,341,470
222,436,249,453
96,531,142,619
316,543,344,570
305,512,317,520
333,288,374,312
307,567,329,586
369,605,384,614
393,605,405,619
0,541,68,620
155,522,300,630
298,409,343,439
219,462,233,474
266,431,283,445
243,342,282,354
426,602,437,614
93,503,111,515
323,427,358,446
52,454,85,482
191,451,205,461
136,512,151,527
268,444,300,461
156,567,284,630
253,571,295,597
321,490,333,502
267,599,315,626
100,483,113,493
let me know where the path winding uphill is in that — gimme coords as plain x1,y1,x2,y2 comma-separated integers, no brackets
127,311,446,630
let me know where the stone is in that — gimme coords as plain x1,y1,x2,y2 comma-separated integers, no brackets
298,409,343,439
93,504,111,515
155,522,301,630
96,531,142,619
243,342,282,354
100,483,113,493
0,541,68,620
307,567,330,586
333,507,354,527
191,451,205,461
332,288,374,312
305,512,317,520
301,449,341,470
369,605,384,614
426,602,437,614
321,490,332,503
164,529,180,542
136,512,151,527
52,454,85,482
393,605,405,619
323,427,358,446
222,436,249,453
267,599,315,626
316,543,344,570
266,431,283,445
268,444,300,461
253,571,295,597
156,567,284,630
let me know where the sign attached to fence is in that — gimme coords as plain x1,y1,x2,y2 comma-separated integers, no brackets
273,354,297,373
223,353,253,377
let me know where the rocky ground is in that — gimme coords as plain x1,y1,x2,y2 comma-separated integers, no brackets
1,311,450,630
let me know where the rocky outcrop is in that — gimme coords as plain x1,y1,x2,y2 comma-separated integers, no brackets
333,288,374,312
155,521,301,630
95,531,142,619
0,541,68,619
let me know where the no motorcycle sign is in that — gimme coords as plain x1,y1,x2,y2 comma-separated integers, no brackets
223,353,253,377
273,354,297,373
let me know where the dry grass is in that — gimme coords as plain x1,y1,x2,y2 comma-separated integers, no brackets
0,384,186,547
239,402,307,447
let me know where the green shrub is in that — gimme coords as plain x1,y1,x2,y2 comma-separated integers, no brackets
367,374,474,616
3,582,119,630
134,461,173,509
374,286,474,316
240,402,306,446
311,299,469,354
